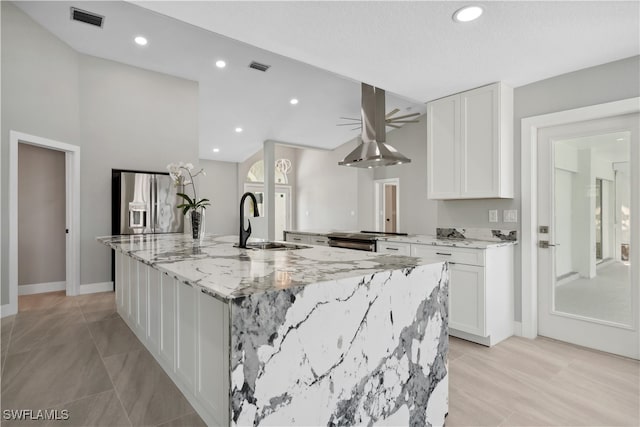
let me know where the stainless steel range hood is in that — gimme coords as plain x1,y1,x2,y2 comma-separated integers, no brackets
339,83,411,168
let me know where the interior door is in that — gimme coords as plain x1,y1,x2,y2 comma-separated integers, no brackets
537,113,639,359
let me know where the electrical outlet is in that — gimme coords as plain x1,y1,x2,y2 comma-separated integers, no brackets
504,210,518,223
489,210,498,223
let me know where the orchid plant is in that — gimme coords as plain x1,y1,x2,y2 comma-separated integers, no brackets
166,162,210,215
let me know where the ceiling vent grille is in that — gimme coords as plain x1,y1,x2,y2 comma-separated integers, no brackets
70,7,104,28
249,61,271,72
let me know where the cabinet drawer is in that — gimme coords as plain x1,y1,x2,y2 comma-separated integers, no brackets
377,242,411,256
309,235,329,246
410,244,485,266
285,233,309,244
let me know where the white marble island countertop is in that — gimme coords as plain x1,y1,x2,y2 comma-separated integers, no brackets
97,233,442,301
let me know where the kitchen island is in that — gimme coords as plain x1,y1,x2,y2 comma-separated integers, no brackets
98,234,449,426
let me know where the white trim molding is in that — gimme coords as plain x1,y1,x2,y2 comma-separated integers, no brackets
80,282,114,295
18,281,66,296
520,97,640,339
7,131,81,319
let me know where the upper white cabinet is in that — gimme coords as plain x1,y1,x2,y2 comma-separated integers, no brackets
427,82,514,199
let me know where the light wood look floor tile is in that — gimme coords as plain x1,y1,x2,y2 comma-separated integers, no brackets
1,339,113,410
103,349,195,426
77,291,119,323
448,336,640,427
157,412,207,427
87,316,144,358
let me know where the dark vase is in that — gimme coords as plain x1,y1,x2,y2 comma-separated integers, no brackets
190,208,205,240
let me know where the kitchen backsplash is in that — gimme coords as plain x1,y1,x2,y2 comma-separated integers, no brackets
436,227,518,242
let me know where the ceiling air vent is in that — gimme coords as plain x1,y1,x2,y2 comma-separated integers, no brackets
249,61,271,72
70,7,104,28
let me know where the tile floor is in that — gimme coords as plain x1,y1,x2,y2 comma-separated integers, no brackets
2,291,639,426
1,291,205,427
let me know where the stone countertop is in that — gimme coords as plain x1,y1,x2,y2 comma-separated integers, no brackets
98,233,443,301
377,234,518,249
283,229,342,236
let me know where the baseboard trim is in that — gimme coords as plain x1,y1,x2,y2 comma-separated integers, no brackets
1,303,18,318
18,281,66,296
80,282,113,295
513,321,523,337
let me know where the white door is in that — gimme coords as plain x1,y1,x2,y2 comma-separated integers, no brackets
374,178,400,232
537,113,639,359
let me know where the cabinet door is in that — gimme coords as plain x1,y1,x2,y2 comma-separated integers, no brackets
129,260,138,325
460,84,500,197
137,262,148,336
449,264,486,336
115,252,124,313
427,95,460,199
176,281,197,392
196,291,228,425
159,274,176,370
147,268,161,353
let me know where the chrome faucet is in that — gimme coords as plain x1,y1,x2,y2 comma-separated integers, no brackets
238,192,260,248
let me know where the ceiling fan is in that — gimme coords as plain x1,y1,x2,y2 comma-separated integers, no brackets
336,108,420,131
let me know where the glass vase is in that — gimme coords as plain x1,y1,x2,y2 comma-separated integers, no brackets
190,207,205,241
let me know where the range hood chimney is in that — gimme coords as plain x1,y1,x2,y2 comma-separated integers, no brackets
338,83,411,168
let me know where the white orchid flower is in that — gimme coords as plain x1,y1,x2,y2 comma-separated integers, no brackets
185,163,194,171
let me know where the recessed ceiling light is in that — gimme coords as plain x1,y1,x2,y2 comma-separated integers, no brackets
616,138,624,141
290,98,299,105
213,148,220,153
215,60,226,69
134,36,148,46
235,127,243,133
453,5,483,22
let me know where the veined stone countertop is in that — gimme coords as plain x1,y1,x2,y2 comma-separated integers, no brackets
97,233,443,301
378,235,518,249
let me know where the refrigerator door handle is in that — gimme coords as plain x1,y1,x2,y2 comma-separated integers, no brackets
151,175,157,233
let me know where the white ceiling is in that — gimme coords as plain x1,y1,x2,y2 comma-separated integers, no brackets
16,1,640,163
15,1,423,162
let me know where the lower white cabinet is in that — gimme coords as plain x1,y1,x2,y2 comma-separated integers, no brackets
115,257,228,426
285,232,309,244
448,264,485,337
379,240,514,346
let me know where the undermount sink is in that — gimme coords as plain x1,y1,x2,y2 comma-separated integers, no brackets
244,242,311,251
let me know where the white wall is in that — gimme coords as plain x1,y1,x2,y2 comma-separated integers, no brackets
1,3,199,299
1,2,80,303
296,139,374,231
18,144,66,286
199,159,238,235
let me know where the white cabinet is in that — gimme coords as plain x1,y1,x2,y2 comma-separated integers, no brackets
409,242,514,346
427,82,513,200
377,241,411,256
308,235,329,246
114,256,228,426
176,281,197,392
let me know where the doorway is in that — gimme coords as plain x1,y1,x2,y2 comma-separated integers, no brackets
5,131,80,317
18,144,66,295
535,113,638,359
374,178,400,233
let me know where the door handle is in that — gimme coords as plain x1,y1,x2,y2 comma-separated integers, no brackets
539,241,560,248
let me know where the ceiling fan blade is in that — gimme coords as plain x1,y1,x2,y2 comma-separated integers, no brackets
387,112,420,121
351,126,362,131
388,120,420,124
386,124,402,129
339,117,361,121
385,108,400,119
337,123,361,126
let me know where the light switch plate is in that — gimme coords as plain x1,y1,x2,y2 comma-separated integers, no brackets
504,210,518,223
489,210,498,223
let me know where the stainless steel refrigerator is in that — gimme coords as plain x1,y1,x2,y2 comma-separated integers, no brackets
112,169,184,235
